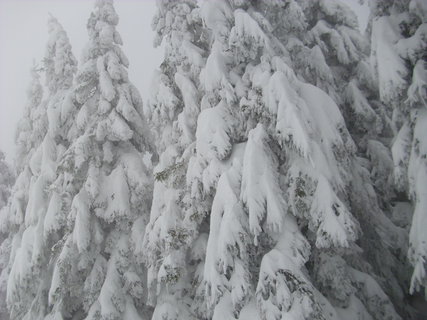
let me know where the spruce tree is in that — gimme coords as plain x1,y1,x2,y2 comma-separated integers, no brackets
248,1,412,316
0,151,14,211
185,1,402,319
142,1,208,318
369,0,427,300
269,1,413,316
0,150,14,320
45,1,154,319
3,65,49,319
4,15,77,320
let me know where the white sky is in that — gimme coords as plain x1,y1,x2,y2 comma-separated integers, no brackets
0,0,369,163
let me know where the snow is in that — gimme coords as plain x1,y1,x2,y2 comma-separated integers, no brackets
44,15,76,94
266,71,312,158
1,1,424,319
395,23,427,65
200,0,232,38
117,92,143,126
74,135,91,169
175,72,199,145
391,123,411,192
345,80,378,124
310,175,358,248
407,59,427,106
370,16,408,105
204,157,249,308
196,100,232,161
7,226,35,304
99,258,124,319
256,218,312,320
123,297,143,320
238,300,261,320
43,191,63,239
106,110,134,141
95,164,131,223
98,56,116,102
408,109,427,293
181,40,204,69
200,42,231,95
241,124,285,242
41,133,58,182
24,175,47,228
229,9,270,57
350,268,401,320
72,189,91,253
106,51,126,81
320,0,358,28
335,295,373,320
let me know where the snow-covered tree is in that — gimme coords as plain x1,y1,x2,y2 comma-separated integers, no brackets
1,1,423,319
43,14,78,141
285,1,413,315
0,152,14,210
0,65,49,319
252,1,413,316
369,0,427,299
183,1,403,319
0,151,15,320
142,1,209,319
43,1,154,319
4,16,77,320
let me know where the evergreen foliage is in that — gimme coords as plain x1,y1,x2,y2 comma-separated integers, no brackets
1,1,426,319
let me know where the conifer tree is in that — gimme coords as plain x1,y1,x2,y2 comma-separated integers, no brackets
0,151,14,211
184,1,402,319
2,65,49,319
0,150,14,320
45,1,154,319
268,1,414,315
3,15,77,320
142,1,208,318
369,0,427,299
1,1,424,319
245,2,412,317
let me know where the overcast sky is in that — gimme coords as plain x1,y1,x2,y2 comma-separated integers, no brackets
0,0,369,162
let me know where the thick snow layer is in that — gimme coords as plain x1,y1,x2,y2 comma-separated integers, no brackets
350,268,400,320
408,109,427,293
200,0,232,39
310,175,358,248
99,257,124,319
72,189,91,253
24,175,47,227
370,16,407,104
229,9,270,58
196,100,232,161
204,158,250,309
43,191,63,240
241,124,285,242
200,42,231,95
256,216,312,320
